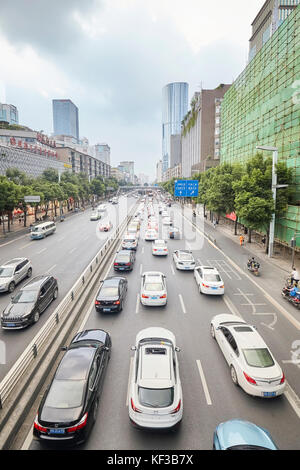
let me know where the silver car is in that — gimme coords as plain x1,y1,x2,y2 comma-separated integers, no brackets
0,258,33,293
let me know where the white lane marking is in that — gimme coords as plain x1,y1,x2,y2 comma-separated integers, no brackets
179,294,186,314
284,383,300,419
196,360,212,405
36,248,47,255
19,242,32,250
0,234,28,248
170,264,175,275
142,246,144,254
223,295,243,318
140,264,143,275
136,293,140,314
47,264,57,273
126,357,134,407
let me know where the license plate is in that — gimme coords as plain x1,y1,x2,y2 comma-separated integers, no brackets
151,296,158,299
6,323,16,327
118,267,124,270
184,267,190,269
211,287,218,290
49,428,65,434
103,308,111,312
263,392,276,397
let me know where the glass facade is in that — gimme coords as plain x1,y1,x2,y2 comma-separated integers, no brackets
52,99,79,142
0,104,19,125
162,82,188,172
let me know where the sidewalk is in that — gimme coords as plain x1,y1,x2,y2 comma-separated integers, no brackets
184,203,299,275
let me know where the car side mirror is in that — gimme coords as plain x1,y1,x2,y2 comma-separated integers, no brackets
131,346,137,351
175,347,181,352
61,346,68,351
104,346,110,351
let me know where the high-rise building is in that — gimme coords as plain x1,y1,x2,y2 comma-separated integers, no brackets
94,143,111,165
52,99,79,142
249,0,299,61
156,160,163,183
0,103,19,125
119,161,134,183
162,82,188,173
181,85,231,177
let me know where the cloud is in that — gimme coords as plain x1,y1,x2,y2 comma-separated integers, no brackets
0,0,265,178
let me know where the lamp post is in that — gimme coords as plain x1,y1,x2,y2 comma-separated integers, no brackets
256,146,278,258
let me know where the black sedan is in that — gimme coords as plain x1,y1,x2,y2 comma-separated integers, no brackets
1,275,58,329
113,250,135,272
95,276,128,313
33,329,111,446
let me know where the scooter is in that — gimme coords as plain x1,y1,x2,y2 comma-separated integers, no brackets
282,284,300,308
247,262,260,276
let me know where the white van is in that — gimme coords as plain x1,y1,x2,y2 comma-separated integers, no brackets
30,221,56,240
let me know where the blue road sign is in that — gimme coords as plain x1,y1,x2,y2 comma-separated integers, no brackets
174,180,198,197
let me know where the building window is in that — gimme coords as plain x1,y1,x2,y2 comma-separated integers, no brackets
249,45,256,62
262,25,271,46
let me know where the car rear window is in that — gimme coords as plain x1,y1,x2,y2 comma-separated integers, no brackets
116,255,130,262
44,379,85,409
203,274,221,282
242,348,275,368
179,253,193,261
101,286,119,296
145,282,163,291
138,387,174,408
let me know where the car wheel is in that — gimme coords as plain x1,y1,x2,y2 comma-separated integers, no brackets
53,287,58,300
230,365,239,386
210,324,216,339
33,309,40,324
27,268,32,278
8,282,15,293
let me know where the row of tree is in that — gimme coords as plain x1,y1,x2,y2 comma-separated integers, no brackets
162,154,293,252
0,168,120,232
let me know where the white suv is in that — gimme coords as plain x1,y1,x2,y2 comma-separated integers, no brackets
129,327,183,430
0,258,32,293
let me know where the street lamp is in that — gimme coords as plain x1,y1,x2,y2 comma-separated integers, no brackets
256,145,280,258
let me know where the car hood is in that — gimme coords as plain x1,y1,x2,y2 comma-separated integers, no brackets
2,302,35,318
0,277,12,285
40,406,82,425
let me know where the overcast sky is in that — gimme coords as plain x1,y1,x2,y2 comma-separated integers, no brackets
0,0,264,180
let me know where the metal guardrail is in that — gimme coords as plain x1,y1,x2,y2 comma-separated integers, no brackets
0,205,137,409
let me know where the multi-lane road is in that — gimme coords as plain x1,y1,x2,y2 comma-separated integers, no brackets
2,194,300,450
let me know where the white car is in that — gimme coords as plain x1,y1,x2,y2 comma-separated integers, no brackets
162,216,172,225
152,239,168,256
194,266,224,295
122,235,138,251
161,210,169,218
144,229,158,241
90,211,101,221
129,327,182,430
173,250,195,270
140,271,167,306
210,314,286,398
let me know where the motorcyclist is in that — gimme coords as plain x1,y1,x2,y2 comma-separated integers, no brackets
247,257,260,270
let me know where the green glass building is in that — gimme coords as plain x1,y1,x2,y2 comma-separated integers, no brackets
220,5,300,246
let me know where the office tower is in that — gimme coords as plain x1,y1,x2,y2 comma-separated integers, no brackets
162,82,188,173
0,103,19,125
52,99,79,142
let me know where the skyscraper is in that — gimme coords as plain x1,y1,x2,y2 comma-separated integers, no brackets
52,99,79,142
162,82,188,173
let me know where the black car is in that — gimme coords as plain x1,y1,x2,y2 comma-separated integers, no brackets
95,276,128,313
33,329,111,446
1,275,58,329
113,250,135,272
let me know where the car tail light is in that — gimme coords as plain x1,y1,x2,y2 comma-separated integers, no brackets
142,294,149,298
114,300,120,305
220,285,224,288
170,400,181,414
280,372,285,384
243,372,257,385
160,294,167,298
153,249,157,252
126,263,131,266
95,300,101,305
202,283,210,288
33,415,47,433
66,413,88,433
131,398,142,413
114,262,118,266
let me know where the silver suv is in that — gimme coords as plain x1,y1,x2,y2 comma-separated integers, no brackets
0,258,32,293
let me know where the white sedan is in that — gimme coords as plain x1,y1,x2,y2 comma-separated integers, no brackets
152,239,168,256
194,266,224,295
129,327,182,430
173,250,195,270
210,314,286,398
140,271,167,306
144,229,158,241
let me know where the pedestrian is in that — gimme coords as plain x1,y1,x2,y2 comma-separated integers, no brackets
262,235,266,245
291,267,300,286
239,235,245,246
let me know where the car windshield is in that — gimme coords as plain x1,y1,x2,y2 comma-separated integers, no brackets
145,282,163,291
44,379,85,409
155,242,166,247
101,286,119,296
242,348,275,368
203,274,221,282
12,290,37,303
124,239,135,243
0,267,14,277
138,387,174,408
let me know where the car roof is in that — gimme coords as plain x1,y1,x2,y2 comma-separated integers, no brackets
200,266,219,273
2,258,28,267
116,250,131,256
143,271,164,278
22,275,51,290
226,324,267,349
71,329,109,346
55,347,95,380
139,342,173,388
